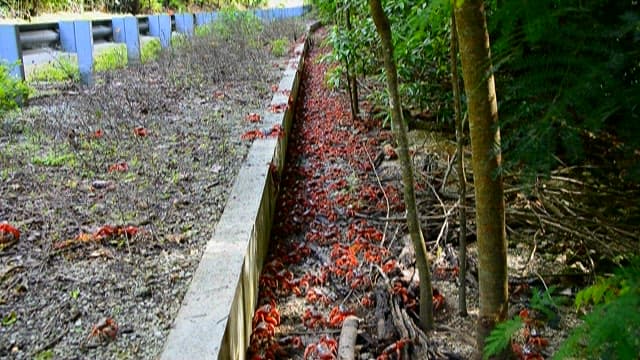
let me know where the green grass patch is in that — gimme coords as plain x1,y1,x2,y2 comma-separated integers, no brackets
141,38,162,63
27,55,78,82
94,44,127,72
194,23,215,38
32,151,76,167
170,33,190,49
270,38,289,57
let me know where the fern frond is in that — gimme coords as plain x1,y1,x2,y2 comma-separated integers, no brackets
483,318,523,360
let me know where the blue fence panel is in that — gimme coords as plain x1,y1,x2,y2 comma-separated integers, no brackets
0,25,25,79
175,13,195,36
195,12,215,26
58,21,77,52
112,16,141,63
74,20,94,85
148,14,172,48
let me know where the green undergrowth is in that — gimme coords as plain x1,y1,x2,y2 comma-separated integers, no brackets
1,61,31,115
270,37,288,57
483,258,640,359
554,258,640,359
141,38,162,63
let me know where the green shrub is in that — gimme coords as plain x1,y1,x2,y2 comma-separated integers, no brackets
270,37,288,57
0,62,31,115
212,8,263,41
170,33,190,48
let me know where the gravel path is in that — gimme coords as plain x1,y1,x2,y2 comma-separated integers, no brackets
0,18,304,360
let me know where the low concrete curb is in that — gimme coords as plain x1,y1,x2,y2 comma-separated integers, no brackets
160,21,319,360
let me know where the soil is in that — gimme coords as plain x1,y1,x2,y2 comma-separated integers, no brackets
247,29,639,360
0,19,305,359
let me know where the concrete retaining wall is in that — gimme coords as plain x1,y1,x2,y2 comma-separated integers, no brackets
160,21,318,360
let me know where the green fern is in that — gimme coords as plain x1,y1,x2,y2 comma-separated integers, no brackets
490,0,640,176
555,258,640,359
483,318,523,360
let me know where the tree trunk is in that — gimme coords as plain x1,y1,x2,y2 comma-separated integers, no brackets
454,0,508,356
345,4,359,120
369,0,434,332
450,9,468,318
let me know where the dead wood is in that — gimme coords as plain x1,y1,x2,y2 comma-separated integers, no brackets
338,315,360,360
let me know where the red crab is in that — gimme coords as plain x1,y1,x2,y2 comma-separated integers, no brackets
91,129,104,139
133,126,148,137
0,223,20,244
108,162,128,173
302,308,324,328
88,317,118,341
304,335,337,360
377,338,412,360
242,130,266,141
269,103,288,113
327,305,355,328
246,113,262,123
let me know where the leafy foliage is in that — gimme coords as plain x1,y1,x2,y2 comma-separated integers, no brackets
554,258,640,359
489,0,640,176
212,8,263,41
482,317,522,360
0,62,31,116
314,0,456,124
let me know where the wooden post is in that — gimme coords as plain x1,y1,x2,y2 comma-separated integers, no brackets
0,25,25,80
112,16,141,64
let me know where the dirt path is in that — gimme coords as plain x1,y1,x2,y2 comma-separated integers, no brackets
248,30,476,360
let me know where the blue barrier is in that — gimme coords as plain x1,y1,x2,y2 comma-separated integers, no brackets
74,21,94,86
148,14,172,48
175,13,195,36
0,25,24,79
112,16,141,64
1,6,309,85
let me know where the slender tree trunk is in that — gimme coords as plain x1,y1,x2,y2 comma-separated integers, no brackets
454,0,508,356
369,0,434,331
450,10,468,318
345,4,359,120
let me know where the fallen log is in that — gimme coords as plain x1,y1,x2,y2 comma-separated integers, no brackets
338,315,360,360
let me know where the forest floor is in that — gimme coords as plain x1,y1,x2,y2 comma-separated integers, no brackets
0,19,304,359
247,29,640,360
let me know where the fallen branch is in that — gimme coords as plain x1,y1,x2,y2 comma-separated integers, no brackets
338,315,360,360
